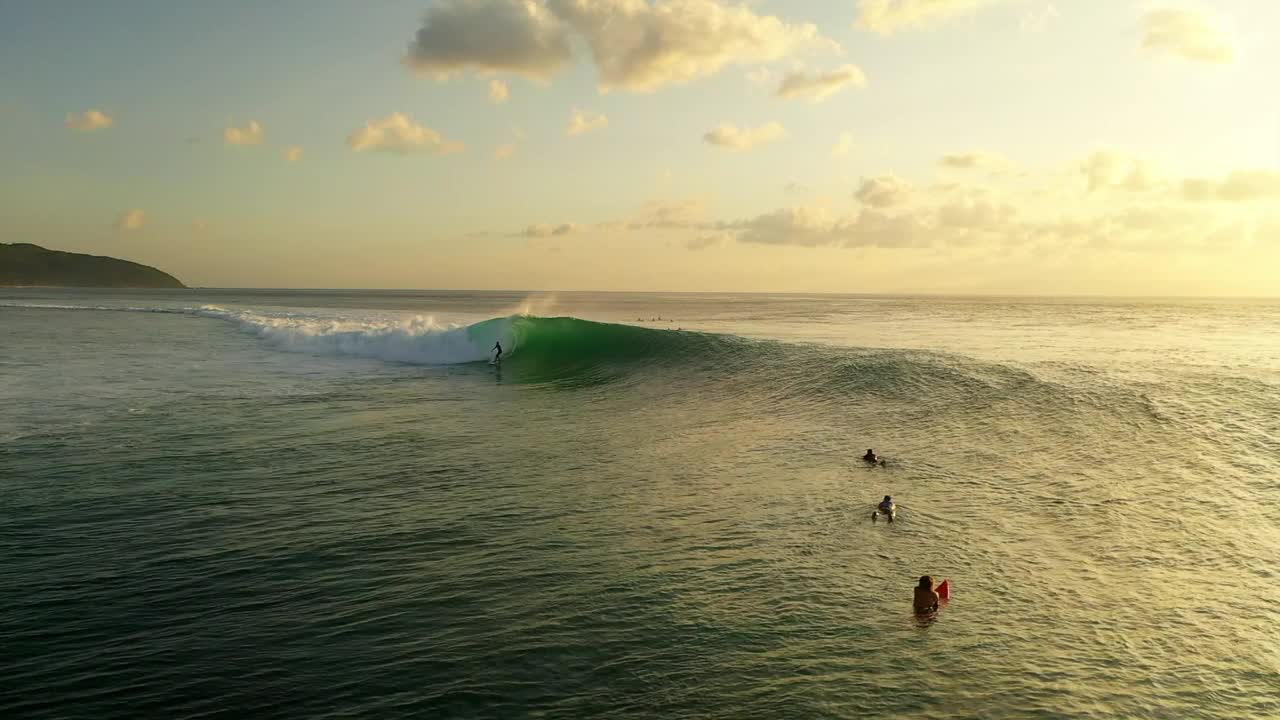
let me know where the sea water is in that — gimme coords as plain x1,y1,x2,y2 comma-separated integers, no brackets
1,289,1278,719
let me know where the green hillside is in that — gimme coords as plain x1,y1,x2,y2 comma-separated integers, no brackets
0,243,186,288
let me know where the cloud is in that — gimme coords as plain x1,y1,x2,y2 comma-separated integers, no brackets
1182,171,1280,203
115,209,145,232
567,108,608,136
520,222,578,237
686,232,728,250
745,66,775,88
631,197,710,229
494,143,518,160
728,206,843,247
939,150,1010,171
347,113,464,154
66,109,113,131
1080,151,1152,192
856,0,1005,34
489,79,510,103
283,146,303,162
1020,2,1059,33
832,131,854,158
703,122,786,151
404,0,836,92
405,0,572,80
721,205,932,248
478,149,1276,260
223,121,264,146
935,192,1017,230
1140,7,1237,64
551,0,837,92
855,175,913,208
776,64,867,102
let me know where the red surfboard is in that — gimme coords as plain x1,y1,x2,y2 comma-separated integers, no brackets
937,579,951,600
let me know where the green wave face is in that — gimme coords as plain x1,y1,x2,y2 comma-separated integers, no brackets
466,316,734,385
458,316,1158,437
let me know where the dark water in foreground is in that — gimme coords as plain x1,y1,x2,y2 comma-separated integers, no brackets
2,289,1278,718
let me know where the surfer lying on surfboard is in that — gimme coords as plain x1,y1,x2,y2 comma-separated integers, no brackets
872,495,896,523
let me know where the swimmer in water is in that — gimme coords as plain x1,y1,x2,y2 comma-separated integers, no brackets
872,495,896,523
914,575,940,614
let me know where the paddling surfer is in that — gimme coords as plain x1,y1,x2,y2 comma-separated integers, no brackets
873,495,896,523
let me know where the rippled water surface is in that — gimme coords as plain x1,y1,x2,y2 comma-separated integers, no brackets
2,289,1278,719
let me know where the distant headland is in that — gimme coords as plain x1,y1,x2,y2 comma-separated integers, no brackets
0,243,186,288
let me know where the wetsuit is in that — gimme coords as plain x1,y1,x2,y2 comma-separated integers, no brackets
492,341,502,362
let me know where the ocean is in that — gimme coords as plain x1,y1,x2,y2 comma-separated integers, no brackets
2,289,1277,719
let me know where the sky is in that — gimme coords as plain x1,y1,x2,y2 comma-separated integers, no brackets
1,0,1278,294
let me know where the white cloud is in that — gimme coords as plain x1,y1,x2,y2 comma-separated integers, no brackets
722,205,932,248
856,0,1005,34
745,66,775,88
832,131,854,158
223,120,264,146
1182,170,1280,203
687,232,728,250
855,175,913,208
494,143,518,160
283,146,303,162
404,0,837,92
567,108,608,136
405,0,572,80
1020,2,1059,33
521,222,578,237
1080,151,1152,192
703,122,786,151
115,209,146,232
939,150,1010,171
1140,7,1237,64
935,192,1017,230
347,113,464,154
489,79,510,103
776,64,867,102
632,197,710,229
729,206,843,247
484,150,1275,260
551,0,836,92
66,109,113,131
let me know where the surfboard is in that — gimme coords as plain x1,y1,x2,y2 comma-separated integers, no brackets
937,579,951,601
872,504,895,522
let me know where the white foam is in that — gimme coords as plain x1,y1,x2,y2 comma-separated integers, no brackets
2,301,509,366
195,306,502,365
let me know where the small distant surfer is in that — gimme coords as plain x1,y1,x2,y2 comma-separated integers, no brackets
872,495,896,523
492,340,503,364
862,449,885,466
914,576,940,614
